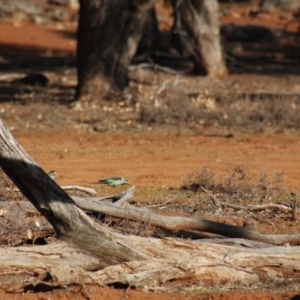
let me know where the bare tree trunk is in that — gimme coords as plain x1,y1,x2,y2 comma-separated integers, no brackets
172,0,228,76
134,6,162,62
76,0,154,101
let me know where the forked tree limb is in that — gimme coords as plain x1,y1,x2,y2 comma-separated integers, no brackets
71,196,300,245
3,189,300,246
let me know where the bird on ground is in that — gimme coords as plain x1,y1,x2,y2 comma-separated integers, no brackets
92,177,128,186
48,170,56,180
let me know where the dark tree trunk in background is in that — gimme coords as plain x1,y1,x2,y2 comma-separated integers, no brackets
172,0,228,76
76,0,154,101
134,7,162,62
75,0,226,101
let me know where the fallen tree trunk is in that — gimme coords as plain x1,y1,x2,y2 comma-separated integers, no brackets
0,239,299,292
0,117,300,291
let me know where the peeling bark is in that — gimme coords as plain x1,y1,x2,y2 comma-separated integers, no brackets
172,0,228,76
0,241,299,292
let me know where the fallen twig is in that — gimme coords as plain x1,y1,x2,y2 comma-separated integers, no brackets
145,198,175,208
60,185,97,195
7,185,97,196
249,203,291,212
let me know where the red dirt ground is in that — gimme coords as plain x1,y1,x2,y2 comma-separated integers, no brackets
1,5,300,300
14,129,300,191
0,286,298,300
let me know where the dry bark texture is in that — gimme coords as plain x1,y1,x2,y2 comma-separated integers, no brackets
173,0,228,76
0,240,300,292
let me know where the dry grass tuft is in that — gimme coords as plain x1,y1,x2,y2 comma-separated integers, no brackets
0,170,30,246
138,89,300,134
180,164,285,203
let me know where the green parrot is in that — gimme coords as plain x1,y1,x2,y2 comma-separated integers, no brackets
93,177,128,186
48,170,56,180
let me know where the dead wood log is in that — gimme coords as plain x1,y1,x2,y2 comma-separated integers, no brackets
71,196,300,245
0,240,299,292
4,190,300,247
1,117,300,291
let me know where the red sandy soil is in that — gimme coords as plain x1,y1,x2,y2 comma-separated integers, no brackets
1,5,300,300
2,129,300,300
0,286,298,300
14,129,300,190
0,21,76,55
